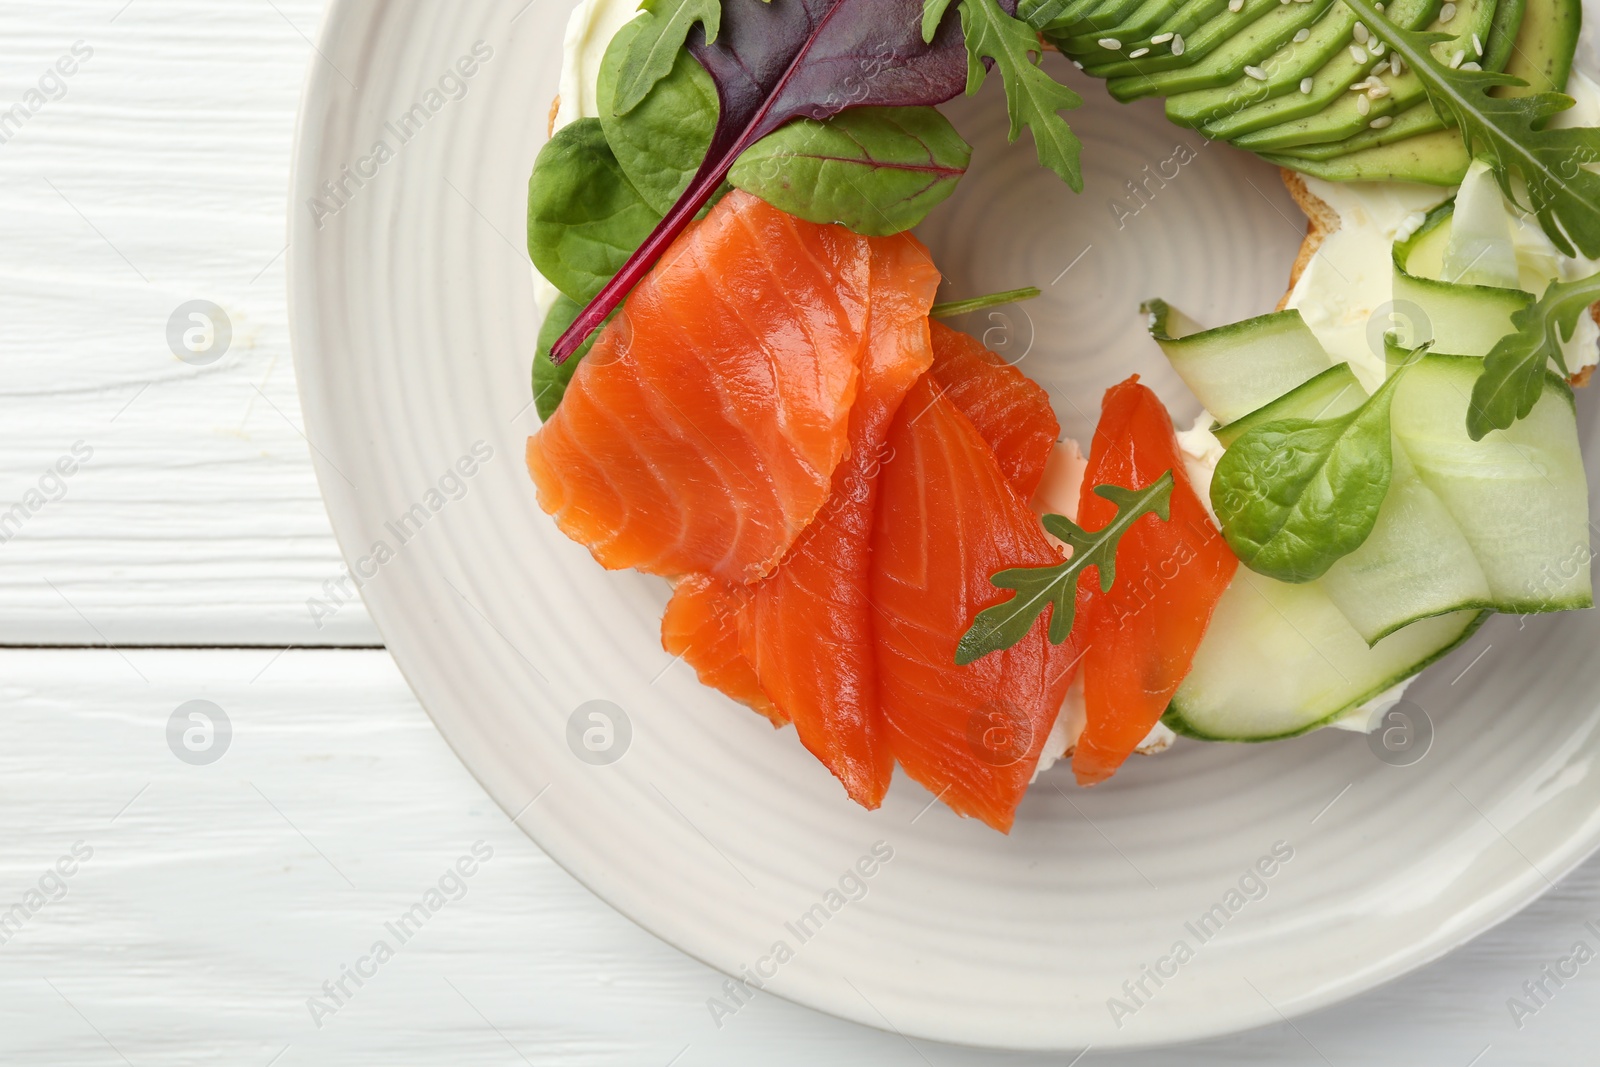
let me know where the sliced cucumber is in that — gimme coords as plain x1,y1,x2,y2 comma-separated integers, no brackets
1166,569,1485,741
1213,362,1366,447
1393,203,1534,355
1144,300,1331,422
1215,362,1496,644
1391,355,1593,613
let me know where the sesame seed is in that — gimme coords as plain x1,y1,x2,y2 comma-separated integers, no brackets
1449,49,1465,68
1300,76,1314,93
1370,115,1394,128
1357,94,1371,115
1244,65,1268,80
1368,39,1385,55
1376,2,1384,8
1099,37,1122,49
1072,59,1085,68
1293,27,1311,41
1171,34,1185,54
1440,1,1456,20
1390,53,1403,75
1460,60,1482,71
1129,46,1150,57
1151,32,1174,43
1349,44,1369,63
1473,32,1483,55
1368,82,1390,98
1352,22,1369,42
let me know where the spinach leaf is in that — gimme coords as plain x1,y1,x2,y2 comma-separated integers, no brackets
526,118,663,304
534,296,595,421
956,473,1174,665
598,16,719,215
729,107,971,236
610,0,723,116
1468,270,1600,440
1211,367,1409,584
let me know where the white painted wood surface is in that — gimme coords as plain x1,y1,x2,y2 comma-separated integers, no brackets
1,1,1598,1062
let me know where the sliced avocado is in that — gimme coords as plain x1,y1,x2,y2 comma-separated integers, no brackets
1055,0,1213,56
1022,0,1105,31
1271,0,1522,161
1202,0,1440,140
1165,5,1361,127
1108,0,1334,101
1492,0,1578,94
1080,0,1291,76
1051,0,1159,38
1231,0,1499,151
1259,127,1470,183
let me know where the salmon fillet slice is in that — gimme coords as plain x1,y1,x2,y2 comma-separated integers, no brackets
871,374,1079,832
660,233,940,807
527,190,873,583
927,321,1059,501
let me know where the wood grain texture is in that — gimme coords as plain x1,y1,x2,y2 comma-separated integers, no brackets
0,0,377,646
0,649,1597,1066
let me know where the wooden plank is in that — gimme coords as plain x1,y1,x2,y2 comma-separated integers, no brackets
0,0,377,646
1,648,1597,1065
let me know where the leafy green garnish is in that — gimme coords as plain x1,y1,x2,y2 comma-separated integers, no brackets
931,285,1041,318
955,472,1173,665
611,0,723,116
1467,270,1600,440
1211,365,1410,584
729,107,972,235
923,0,1085,191
598,15,719,215
534,296,611,420
527,119,662,304
1341,0,1600,259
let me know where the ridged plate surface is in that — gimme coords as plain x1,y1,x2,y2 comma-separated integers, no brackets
289,1,1600,1049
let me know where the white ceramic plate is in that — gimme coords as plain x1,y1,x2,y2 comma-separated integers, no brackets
289,0,1600,1050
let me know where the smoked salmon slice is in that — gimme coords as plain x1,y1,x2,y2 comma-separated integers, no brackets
660,575,784,727
660,232,940,807
745,232,940,808
871,374,1079,832
1072,377,1236,787
527,190,873,583
927,321,1059,500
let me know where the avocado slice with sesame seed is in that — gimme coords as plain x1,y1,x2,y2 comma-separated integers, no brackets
1230,0,1500,151
1080,0,1295,78
1164,3,1363,126
1266,0,1524,160
1200,0,1441,140
1055,0,1226,58
1106,0,1334,101
1255,0,1576,182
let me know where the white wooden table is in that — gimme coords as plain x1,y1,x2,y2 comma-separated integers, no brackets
2,2,1598,1063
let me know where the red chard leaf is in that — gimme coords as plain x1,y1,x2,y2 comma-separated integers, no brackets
549,0,974,363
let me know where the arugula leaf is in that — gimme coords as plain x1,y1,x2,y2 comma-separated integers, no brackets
550,0,973,363
930,285,1040,317
1211,366,1409,584
1341,0,1600,259
729,107,971,235
955,472,1173,665
941,0,1085,190
611,0,722,116
527,119,662,304
598,16,720,215
1468,270,1600,440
